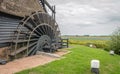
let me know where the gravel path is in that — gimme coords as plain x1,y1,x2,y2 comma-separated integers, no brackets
0,49,70,74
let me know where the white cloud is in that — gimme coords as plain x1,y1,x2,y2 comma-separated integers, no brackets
47,0,120,35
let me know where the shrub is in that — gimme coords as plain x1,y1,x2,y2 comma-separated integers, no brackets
109,27,120,55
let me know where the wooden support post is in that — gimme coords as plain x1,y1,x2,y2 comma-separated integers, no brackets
61,38,69,48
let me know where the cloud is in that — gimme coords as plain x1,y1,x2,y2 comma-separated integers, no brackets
47,0,120,35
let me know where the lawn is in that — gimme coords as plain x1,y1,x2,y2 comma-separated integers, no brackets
16,45,120,74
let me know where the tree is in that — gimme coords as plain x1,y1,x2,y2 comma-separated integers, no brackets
109,27,120,55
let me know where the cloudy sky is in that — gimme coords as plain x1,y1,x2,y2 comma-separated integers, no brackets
47,0,120,35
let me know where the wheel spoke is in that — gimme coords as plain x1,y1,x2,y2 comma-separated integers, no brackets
42,25,47,34
38,26,45,35
46,26,50,36
10,42,37,56
28,18,37,28
28,17,45,36
30,48,38,55
33,13,42,24
44,25,48,35
45,25,49,36
38,13,44,23
28,45,37,56
24,23,41,36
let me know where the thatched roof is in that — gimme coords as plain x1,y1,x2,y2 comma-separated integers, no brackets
0,0,44,17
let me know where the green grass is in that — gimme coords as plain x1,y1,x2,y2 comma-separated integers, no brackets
62,36,110,49
16,45,120,74
63,36,111,49
69,36,110,41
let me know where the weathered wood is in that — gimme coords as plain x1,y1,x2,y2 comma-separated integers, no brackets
0,0,44,17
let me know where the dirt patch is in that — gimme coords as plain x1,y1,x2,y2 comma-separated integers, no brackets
55,49,71,56
0,49,70,74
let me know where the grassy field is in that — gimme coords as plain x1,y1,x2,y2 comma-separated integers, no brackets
64,36,110,41
62,36,110,49
16,45,120,74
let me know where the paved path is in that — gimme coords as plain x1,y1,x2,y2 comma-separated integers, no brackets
0,49,70,74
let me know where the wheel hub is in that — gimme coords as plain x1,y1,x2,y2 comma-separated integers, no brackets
36,35,51,52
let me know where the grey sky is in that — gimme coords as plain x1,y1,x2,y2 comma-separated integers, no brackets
48,0,120,35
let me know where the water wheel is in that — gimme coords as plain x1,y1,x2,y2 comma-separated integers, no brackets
9,12,61,59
